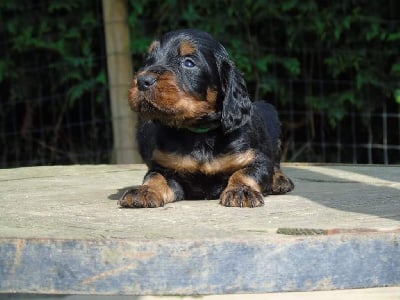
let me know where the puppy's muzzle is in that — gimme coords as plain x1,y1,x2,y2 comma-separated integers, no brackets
137,73,157,91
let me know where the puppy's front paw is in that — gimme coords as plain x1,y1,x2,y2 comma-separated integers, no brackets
220,185,264,208
118,185,165,208
272,169,295,194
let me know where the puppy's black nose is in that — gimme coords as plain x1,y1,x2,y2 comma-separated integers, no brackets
137,74,157,91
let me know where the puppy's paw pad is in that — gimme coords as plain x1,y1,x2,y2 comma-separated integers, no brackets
118,186,165,208
220,186,264,208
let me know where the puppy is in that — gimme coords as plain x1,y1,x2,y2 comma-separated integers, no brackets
118,29,294,208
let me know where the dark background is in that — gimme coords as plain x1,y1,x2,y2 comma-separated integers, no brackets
1,0,399,167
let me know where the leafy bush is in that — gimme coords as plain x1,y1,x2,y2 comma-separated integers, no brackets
128,0,399,125
0,1,106,106
0,0,110,166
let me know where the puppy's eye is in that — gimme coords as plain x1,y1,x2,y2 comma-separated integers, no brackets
182,58,196,68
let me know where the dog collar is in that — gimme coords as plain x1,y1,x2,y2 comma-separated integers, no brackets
178,112,222,133
184,123,221,133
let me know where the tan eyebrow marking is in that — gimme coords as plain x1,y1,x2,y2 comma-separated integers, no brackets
179,40,197,56
147,40,159,54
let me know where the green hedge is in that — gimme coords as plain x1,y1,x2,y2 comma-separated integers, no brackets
0,1,106,107
128,0,400,126
0,1,110,166
1,1,399,122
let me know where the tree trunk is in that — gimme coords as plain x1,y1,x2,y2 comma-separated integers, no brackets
102,0,141,163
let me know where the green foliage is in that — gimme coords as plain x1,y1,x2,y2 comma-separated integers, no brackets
0,0,110,166
3,0,397,127
127,0,400,125
1,0,399,165
0,0,106,107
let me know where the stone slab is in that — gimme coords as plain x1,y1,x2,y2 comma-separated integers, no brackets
0,164,399,295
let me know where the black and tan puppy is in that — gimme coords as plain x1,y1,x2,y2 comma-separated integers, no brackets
118,29,294,208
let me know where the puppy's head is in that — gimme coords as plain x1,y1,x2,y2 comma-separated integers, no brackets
128,29,252,132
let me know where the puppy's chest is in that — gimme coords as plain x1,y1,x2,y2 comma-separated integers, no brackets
152,145,255,175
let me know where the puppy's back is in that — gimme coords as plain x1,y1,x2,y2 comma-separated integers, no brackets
254,101,280,138
254,101,281,162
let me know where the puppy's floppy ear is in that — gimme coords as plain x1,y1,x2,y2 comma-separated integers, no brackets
219,60,252,133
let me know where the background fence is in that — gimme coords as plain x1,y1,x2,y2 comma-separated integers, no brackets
1,0,399,168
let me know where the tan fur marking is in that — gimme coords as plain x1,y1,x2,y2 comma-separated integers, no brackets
179,40,197,56
154,72,214,120
147,41,159,54
129,70,216,127
220,170,264,207
128,75,140,111
206,87,218,106
226,170,262,192
143,173,175,204
152,149,255,175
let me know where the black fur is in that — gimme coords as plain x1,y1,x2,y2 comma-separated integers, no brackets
220,60,252,133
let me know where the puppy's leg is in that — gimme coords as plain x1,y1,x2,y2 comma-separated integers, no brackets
271,166,294,194
220,169,265,208
118,172,180,208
